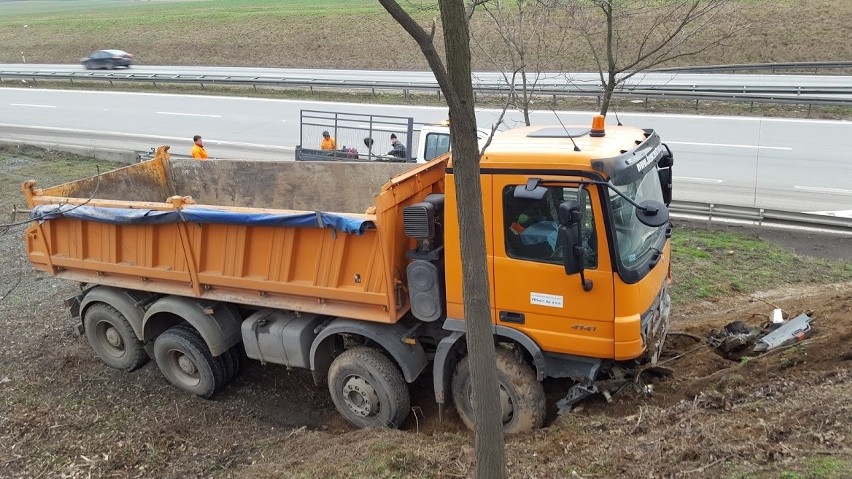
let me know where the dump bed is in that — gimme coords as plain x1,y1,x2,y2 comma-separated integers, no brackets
23,157,447,323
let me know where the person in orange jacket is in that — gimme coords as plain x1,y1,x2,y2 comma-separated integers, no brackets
191,135,209,160
320,130,336,150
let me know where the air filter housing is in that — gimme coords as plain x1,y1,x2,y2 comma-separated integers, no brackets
403,202,436,239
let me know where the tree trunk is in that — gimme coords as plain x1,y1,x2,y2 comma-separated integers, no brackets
377,1,507,477
599,82,614,116
438,2,507,477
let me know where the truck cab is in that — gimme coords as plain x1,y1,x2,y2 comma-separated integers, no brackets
415,122,490,163
403,119,674,431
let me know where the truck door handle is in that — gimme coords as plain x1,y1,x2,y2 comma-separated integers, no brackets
649,249,662,269
499,311,525,324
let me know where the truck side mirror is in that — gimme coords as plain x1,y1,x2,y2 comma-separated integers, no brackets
658,167,672,206
557,201,583,275
557,201,592,291
657,145,674,206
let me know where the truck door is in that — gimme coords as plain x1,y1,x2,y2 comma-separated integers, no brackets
492,177,616,359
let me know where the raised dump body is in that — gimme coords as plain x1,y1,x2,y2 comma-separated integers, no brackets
23,157,443,323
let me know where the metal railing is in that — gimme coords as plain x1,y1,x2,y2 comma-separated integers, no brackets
650,61,852,74
669,200,852,233
2,69,850,106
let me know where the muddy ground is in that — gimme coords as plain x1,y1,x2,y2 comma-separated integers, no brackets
0,149,850,478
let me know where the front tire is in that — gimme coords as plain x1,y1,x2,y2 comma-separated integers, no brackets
452,347,546,434
327,347,410,429
154,326,224,398
83,303,148,371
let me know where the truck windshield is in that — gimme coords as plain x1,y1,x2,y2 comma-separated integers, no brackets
609,168,666,270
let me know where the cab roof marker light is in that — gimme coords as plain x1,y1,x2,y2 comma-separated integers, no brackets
590,115,606,137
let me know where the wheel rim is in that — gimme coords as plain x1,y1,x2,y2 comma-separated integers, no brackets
341,375,380,418
467,382,515,425
498,384,515,424
95,321,125,358
166,349,200,388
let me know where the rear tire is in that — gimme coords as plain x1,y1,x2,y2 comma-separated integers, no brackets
154,326,224,398
219,345,236,383
327,347,410,429
451,347,545,434
83,303,148,371
172,322,241,386
228,346,242,379
105,61,115,70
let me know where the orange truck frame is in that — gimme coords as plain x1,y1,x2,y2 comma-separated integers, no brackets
22,118,674,433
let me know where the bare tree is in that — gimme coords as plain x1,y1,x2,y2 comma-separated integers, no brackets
377,1,507,478
469,0,571,126
565,0,739,116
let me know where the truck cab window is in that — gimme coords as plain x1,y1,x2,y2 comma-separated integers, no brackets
503,185,597,268
423,133,450,162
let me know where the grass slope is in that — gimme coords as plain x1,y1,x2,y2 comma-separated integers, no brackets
671,227,852,304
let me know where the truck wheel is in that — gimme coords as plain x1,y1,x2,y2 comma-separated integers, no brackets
172,322,238,386
154,326,224,398
228,346,243,379
83,303,148,371
327,347,410,429
219,345,236,384
451,347,545,434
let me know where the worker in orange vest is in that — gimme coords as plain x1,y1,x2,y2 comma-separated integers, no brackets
191,135,209,160
321,130,336,150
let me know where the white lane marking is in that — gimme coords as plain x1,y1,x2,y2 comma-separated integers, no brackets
667,141,791,151
10,103,56,108
0,123,294,151
674,176,723,184
794,186,852,195
156,111,221,118
806,210,852,218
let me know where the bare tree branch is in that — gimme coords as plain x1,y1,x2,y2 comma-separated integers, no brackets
378,0,455,105
562,0,740,115
471,0,571,125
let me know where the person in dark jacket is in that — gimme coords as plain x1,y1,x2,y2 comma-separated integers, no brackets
388,133,406,158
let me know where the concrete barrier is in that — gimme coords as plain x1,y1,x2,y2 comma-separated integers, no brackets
0,140,138,164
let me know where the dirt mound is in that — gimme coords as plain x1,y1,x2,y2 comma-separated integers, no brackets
657,282,852,405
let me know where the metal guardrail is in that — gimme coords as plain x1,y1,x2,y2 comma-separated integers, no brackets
2,70,851,106
650,61,852,73
669,200,852,233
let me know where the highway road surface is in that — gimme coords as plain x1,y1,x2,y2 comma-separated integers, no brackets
1,87,850,215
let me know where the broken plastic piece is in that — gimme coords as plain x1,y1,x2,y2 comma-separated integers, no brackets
753,312,814,352
708,320,761,357
557,383,599,413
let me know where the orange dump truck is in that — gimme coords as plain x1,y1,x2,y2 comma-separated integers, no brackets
22,119,674,433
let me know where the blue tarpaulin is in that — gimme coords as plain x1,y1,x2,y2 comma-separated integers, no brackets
31,204,375,235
